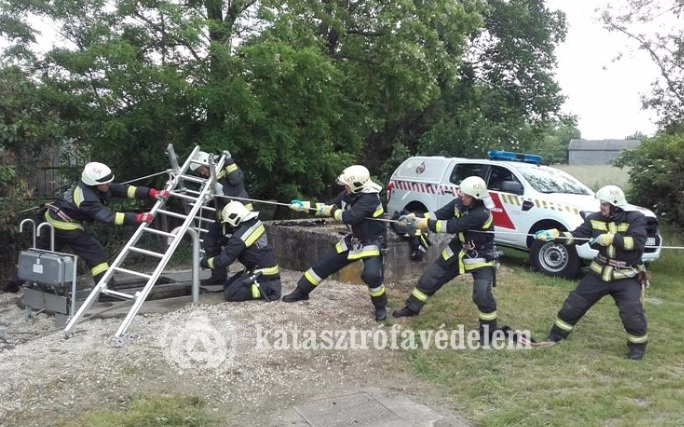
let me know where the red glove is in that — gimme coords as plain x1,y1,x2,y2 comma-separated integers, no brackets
148,188,170,201
134,212,154,224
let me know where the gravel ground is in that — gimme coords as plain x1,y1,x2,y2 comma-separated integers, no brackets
0,269,451,427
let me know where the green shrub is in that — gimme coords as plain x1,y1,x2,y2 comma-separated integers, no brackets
613,133,684,227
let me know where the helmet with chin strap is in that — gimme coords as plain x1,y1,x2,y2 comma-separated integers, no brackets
596,185,628,207
336,165,371,194
459,176,488,200
81,162,114,186
221,201,258,227
190,151,212,172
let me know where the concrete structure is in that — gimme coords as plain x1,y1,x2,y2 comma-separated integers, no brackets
266,219,452,289
567,139,641,165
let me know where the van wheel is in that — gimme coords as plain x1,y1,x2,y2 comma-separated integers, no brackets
530,240,581,279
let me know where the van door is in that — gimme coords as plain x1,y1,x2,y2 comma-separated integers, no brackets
485,165,523,245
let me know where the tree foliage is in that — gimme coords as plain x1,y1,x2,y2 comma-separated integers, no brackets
613,133,684,226
1,0,570,199
601,0,684,130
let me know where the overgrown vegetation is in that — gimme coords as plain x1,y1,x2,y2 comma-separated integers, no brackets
62,394,218,427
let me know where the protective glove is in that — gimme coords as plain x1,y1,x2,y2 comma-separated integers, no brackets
590,233,614,246
134,212,154,224
289,199,312,212
316,204,335,217
398,213,417,223
213,182,224,196
148,188,170,201
222,150,232,159
200,257,215,269
406,217,429,233
534,228,559,242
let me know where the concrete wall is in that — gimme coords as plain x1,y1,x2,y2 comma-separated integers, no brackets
265,219,452,289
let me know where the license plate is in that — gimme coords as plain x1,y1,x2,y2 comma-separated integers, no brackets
646,237,656,246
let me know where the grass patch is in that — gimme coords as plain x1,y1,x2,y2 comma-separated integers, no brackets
399,226,684,426
61,394,218,427
554,165,631,191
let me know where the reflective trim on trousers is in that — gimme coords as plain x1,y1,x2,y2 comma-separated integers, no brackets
369,285,386,297
554,318,574,332
304,268,323,287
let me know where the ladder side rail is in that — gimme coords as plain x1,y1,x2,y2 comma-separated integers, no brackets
113,179,217,337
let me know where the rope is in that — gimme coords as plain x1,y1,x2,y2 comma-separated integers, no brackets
213,194,403,223
471,229,681,250
120,169,172,185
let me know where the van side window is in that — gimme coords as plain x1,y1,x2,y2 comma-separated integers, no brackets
487,166,521,192
449,163,485,185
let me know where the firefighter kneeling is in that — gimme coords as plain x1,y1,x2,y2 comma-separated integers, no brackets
534,185,649,360
200,201,281,302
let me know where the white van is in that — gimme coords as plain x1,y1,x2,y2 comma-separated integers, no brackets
386,151,662,278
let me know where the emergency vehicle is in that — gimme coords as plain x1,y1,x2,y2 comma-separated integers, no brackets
386,151,662,278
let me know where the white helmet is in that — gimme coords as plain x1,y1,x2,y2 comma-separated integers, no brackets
190,151,212,172
337,165,370,194
459,176,488,200
81,162,114,186
221,201,258,227
596,185,627,207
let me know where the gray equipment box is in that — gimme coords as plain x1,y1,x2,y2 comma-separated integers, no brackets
18,249,76,286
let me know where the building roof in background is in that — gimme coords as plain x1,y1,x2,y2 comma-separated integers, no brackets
568,139,641,151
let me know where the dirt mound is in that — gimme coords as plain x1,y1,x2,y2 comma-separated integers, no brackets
0,269,453,427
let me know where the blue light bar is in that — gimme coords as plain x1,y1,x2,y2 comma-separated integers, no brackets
487,150,543,165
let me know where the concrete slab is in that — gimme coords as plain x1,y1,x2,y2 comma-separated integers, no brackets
274,388,472,427
85,269,225,318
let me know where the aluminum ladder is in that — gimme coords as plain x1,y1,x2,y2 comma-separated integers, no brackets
63,144,228,341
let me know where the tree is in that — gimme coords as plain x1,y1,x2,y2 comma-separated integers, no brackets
527,118,581,164
601,0,684,130
417,0,570,160
0,0,573,200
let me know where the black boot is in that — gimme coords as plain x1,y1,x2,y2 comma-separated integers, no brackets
370,290,388,321
409,246,426,262
2,280,21,293
392,306,418,318
626,343,646,360
479,322,498,346
282,287,310,302
201,274,227,287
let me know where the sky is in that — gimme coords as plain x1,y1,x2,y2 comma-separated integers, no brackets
546,0,662,140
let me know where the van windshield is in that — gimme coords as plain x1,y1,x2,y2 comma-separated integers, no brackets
517,166,592,195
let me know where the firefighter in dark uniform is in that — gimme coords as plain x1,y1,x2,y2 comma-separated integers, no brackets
2,162,166,294
535,185,649,359
200,200,281,301
190,150,253,287
393,176,500,343
282,165,389,321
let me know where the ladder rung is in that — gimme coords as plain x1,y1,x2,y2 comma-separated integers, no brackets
144,228,176,238
172,192,204,202
156,208,189,220
129,246,165,258
101,289,136,300
112,267,153,280
179,174,206,184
